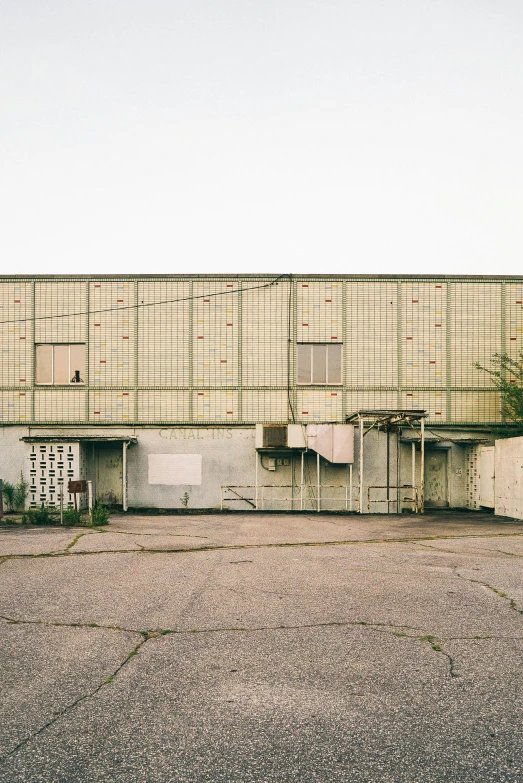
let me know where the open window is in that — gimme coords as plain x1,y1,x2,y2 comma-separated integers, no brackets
297,343,342,385
36,344,86,385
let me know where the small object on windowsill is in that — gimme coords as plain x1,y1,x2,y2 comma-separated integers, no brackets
71,370,83,383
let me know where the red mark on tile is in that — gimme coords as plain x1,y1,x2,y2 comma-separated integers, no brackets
412,300,418,303
123,336,129,339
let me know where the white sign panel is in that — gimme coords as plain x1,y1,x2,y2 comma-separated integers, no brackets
148,454,202,485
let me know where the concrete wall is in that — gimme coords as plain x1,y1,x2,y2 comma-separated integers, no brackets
495,436,523,520
0,423,488,512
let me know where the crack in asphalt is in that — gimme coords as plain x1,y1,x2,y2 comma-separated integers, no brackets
5,601,522,764
412,540,523,560
64,531,92,551
0,631,152,765
1,530,523,562
455,572,523,616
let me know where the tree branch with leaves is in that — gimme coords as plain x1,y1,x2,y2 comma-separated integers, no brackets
475,350,523,436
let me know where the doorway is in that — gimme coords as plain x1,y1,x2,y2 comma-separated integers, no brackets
93,443,123,506
424,449,449,508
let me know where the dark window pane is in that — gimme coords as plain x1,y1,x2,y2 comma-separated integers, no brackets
297,344,311,384
36,345,52,384
312,344,327,384
328,344,342,384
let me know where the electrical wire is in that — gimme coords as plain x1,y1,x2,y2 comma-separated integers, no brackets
0,274,290,326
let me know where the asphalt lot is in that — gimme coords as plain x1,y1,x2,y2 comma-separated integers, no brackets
0,510,522,782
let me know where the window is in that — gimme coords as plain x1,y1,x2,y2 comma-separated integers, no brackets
297,343,342,384
36,344,86,385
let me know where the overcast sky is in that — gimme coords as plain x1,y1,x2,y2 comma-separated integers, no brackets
2,0,523,276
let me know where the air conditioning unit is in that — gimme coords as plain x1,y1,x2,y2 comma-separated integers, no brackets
255,424,306,450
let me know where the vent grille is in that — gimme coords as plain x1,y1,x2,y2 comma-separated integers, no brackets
262,425,287,448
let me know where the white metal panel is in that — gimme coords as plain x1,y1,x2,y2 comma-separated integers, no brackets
148,454,202,485
495,437,523,519
287,424,306,448
308,424,354,463
479,446,495,508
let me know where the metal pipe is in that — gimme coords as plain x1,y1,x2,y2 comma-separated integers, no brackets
420,422,426,514
349,463,353,511
411,441,416,513
317,451,321,512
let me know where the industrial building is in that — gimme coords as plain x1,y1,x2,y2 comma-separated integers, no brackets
0,274,520,513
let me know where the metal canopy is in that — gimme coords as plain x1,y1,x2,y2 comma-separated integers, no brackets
346,409,428,514
21,435,138,444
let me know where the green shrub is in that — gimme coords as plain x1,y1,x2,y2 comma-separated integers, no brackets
22,505,58,526
2,482,16,512
62,508,83,526
14,473,29,512
90,504,110,526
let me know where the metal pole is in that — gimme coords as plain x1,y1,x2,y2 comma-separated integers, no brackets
396,429,400,513
349,463,353,511
0,479,3,521
386,428,390,513
300,451,304,511
359,416,364,514
317,451,320,512
122,442,128,512
411,441,416,512
420,420,426,514
255,451,259,510
60,488,63,525
87,480,93,514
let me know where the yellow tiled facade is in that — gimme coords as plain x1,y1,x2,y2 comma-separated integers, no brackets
0,275,520,425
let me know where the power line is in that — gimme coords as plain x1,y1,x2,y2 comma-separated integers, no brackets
0,274,289,326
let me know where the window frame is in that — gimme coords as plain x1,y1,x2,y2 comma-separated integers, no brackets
296,342,343,385
35,343,86,386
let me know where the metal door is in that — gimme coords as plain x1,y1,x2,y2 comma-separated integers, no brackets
479,446,495,508
424,450,448,508
94,444,123,505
